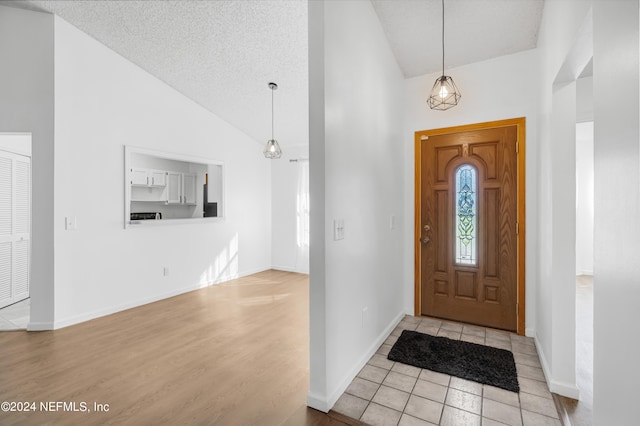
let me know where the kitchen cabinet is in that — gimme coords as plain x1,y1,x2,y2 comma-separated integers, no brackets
166,172,181,204
166,172,196,205
183,173,197,204
130,168,166,187
130,168,147,186
149,170,166,187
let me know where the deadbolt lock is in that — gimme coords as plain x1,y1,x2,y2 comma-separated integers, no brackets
424,225,431,232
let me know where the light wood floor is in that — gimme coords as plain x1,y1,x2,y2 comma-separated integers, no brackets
0,270,347,425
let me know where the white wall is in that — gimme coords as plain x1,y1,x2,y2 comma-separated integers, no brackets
576,76,594,123
534,0,594,399
548,80,580,395
575,121,594,275
576,77,594,277
271,144,309,273
592,1,640,423
0,5,55,328
51,16,272,328
537,1,640,418
403,50,540,333
308,0,405,411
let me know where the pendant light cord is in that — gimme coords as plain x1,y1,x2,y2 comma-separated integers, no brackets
271,86,274,140
441,0,445,77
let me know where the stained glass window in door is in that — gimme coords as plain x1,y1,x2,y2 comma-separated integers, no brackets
455,165,477,265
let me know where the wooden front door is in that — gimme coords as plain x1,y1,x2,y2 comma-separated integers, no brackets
415,119,525,332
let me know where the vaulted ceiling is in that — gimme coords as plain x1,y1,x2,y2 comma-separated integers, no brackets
371,0,544,78
1,0,545,148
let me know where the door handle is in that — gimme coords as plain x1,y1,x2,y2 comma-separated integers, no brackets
422,224,431,244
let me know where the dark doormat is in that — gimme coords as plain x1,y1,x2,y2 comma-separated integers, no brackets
388,330,520,393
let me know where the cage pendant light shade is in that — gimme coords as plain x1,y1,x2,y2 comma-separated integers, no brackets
264,139,282,159
264,82,282,159
428,75,461,110
428,0,461,110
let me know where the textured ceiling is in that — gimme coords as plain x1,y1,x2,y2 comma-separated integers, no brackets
1,0,545,149
371,0,545,78
2,0,309,148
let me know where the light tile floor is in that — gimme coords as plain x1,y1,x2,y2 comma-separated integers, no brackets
332,315,561,426
0,298,30,331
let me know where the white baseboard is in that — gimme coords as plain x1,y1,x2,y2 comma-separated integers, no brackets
306,310,405,413
325,311,405,409
531,331,552,387
51,282,203,330
531,330,581,400
306,392,330,413
271,265,310,274
207,266,271,285
48,267,271,330
27,321,55,331
549,379,580,399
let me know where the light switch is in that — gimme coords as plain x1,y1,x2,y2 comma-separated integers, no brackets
390,215,396,230
334,219,345,240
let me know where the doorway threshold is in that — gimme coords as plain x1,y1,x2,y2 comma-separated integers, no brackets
0,298,29,331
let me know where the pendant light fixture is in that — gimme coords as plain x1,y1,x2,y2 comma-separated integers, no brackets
428,0,461,110
264,82,282,159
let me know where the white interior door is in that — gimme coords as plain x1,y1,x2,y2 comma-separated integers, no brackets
0,150,30,309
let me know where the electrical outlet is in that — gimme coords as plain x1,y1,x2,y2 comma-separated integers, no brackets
333,219,345,240
65,216,77,231
163,267,169,277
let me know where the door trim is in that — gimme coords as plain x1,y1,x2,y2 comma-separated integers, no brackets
414,117,526,335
